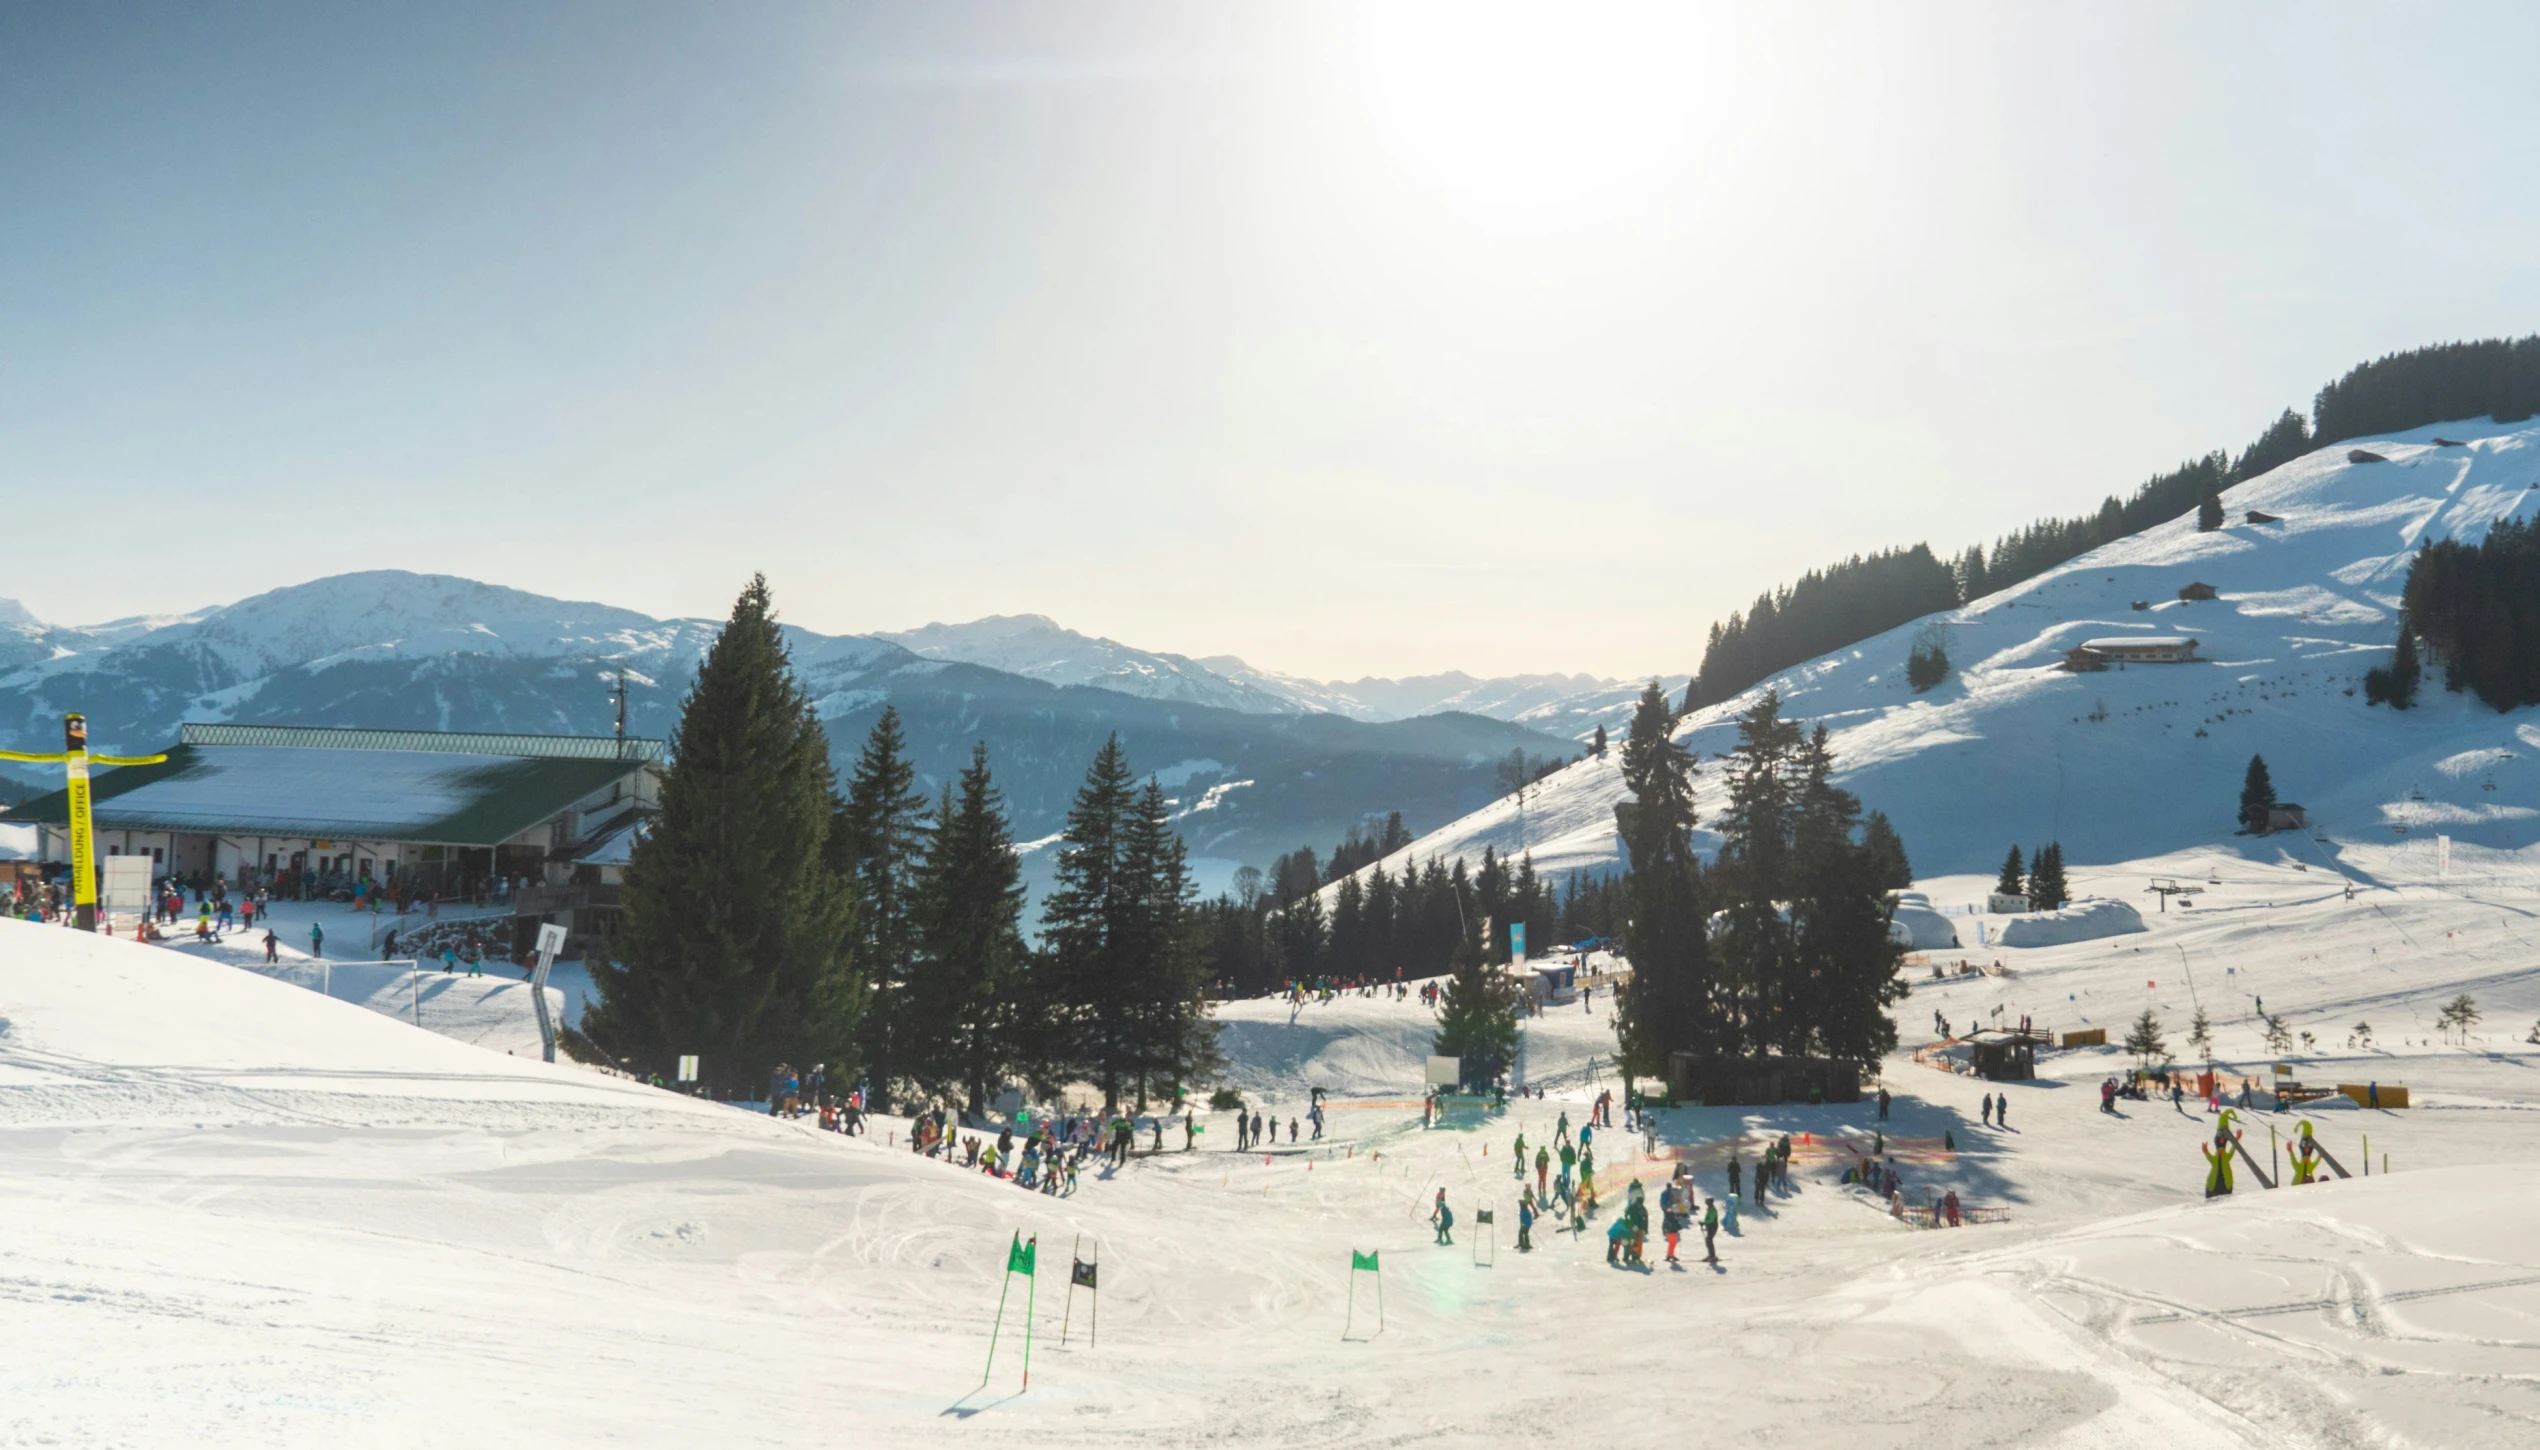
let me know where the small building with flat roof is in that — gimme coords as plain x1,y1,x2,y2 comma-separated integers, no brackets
2063,636,2201,671
0,723,660,910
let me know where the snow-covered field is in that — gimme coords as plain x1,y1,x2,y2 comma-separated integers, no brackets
1341,418,2540,893
7,838,2539,1447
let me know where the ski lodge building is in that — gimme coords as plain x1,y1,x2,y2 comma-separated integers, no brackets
2062,636,2201,672
1,724,659,948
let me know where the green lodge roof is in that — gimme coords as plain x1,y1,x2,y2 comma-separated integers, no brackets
0,726,659,847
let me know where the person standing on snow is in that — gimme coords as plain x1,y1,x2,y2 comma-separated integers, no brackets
1517,1189,1537,1252
1702,1197,1721,1265
1535,1145,1551,1198
263,928,279,964
1513,1131,1528,1179
1431,1189,1454,1246
308,921,324,959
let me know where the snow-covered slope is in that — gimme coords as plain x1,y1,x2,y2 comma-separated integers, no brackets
1343,420,2540,892
15,846,2540,1446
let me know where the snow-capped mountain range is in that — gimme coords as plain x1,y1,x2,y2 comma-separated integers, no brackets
1323,418,2540,903
0,575,1585,884
877,614,1639,738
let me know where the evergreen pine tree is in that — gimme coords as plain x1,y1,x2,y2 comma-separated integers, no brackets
1475,845,1510,962
1118,779,1209,1108
1592,723,1608,757
1711,690,1803,1056
1612,682,1710,1082
909,744,1027,1116
1860,810,1912,891
1789,725,1904,1069
1040,735,1141,1109
2240,754,2277,833
2197,486,2226,531
833,706,929,1111
2188,1003,2213,1061
1954,545,1989,604
2025,842,2068,910
2125,1008,2168,1064
584,575,859,1097
1995,845,2025,898
2364,624,2421,708
1328,873,1366,979
1431,920,1520,1092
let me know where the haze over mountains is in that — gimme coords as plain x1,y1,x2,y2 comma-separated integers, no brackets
0,575,1617,886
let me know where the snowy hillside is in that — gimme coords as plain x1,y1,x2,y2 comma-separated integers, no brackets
1340,419,2540,893
13,839,2540,1445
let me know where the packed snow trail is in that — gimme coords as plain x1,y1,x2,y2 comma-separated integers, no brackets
8,853,2540,1447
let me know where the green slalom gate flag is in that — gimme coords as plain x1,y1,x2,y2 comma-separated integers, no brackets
1010,1236,1038,1275
1351,1249,1379,1272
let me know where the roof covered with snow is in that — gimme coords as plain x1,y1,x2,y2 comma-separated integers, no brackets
1,731,652,845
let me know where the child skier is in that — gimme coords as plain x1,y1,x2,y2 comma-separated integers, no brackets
1431,1188,1455,1246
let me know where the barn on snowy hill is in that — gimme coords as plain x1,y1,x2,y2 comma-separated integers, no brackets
2178,581,2220,602
2063,637,2201,671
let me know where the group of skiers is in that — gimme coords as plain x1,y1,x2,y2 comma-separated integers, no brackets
1235,1102,1320,1148
1437,1109,1733,1270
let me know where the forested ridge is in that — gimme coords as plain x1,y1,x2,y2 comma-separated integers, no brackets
1689,337,2540,710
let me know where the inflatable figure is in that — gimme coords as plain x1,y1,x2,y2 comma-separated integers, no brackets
2289,1121,2320,1185
2202,1110,2242,1198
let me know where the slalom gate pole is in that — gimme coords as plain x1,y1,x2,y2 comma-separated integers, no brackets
1377,1260,1384,1332
980,1256,1015,1389
1090,1241,1099,1348
1344,1267,1357,1339
1062,1232,1079,1347
1022,1255,1036,1390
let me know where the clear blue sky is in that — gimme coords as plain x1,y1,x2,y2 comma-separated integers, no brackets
7,2,2539,679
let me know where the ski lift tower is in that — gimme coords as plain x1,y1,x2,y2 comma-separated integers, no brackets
2145,878,2204,914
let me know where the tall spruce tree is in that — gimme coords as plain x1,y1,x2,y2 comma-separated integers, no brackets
1711,689,1803,1057
2364,624,2421,708
1612,680,1711,1082
2240,754,2277,833
1040,736,1141,1110
1118,778,1211,1108
1995,845,2025,898
584,575,859,1097
1431,882,1519,1091
833,707,929,1111
909,744,1027,1116
1789,725,1904,1068
2026,842,2069,910
1860,810,1912,891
